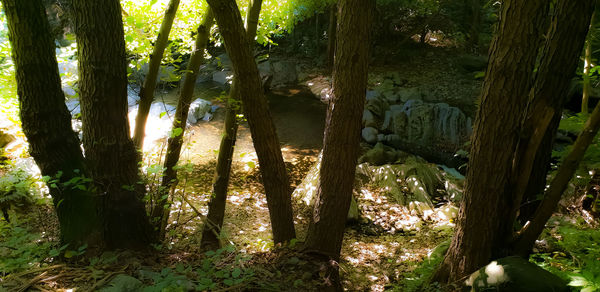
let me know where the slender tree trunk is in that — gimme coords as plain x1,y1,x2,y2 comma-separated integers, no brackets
582,14,594,114
508,0,595,256
72,0,152,248
206,0,296,244
133,0,181,150
326,3,337,72
2,0,99,245
432,0,549,283
305,0,374,260
514,98,600,255
200,0,262,250
153,9,214,238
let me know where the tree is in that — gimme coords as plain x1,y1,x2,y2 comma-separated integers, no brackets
326,2,337,72
200,0,263,250
433,0,595,283
72,0,152,248
1,0,99,245
304,0,374,260
132,0,181,150
153,7,214,239
206,0,296,244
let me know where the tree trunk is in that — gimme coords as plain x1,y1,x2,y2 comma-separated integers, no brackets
515,96,600,255
132,0,181,150
582,15,594,114
326,3,337,72
467,0,481,52
200,0,262,250
432,0,549,283
206,0,296,244
72,0,152,249
2,0,99,245
508,0,595,256
153,9,214,238
305,0,374,260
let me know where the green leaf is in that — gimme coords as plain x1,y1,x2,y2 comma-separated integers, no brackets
126,35,134,43
232,268,241,278
170,127,183,138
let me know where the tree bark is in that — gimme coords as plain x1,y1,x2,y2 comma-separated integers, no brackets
508,0,595,256
305,0,374,260
200,0,262,250
326,3,337,72
515,96,600,255
2,0,99,245
432,0,549,283
132,0,181,150
72,0,152,248
582,14,594,114
206,0,296,244
153,8,214,238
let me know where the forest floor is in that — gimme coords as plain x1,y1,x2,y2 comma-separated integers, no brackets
1,44,599,291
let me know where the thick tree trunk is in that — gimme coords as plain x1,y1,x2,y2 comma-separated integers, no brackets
132,0,181,150
154,9,214,238
206,0,296,244
72,0,152,249
2,0,99,245
432,0,548,283
305,0,374,260
326,3,337,72
200,0,262,250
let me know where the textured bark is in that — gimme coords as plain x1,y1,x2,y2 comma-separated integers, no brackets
326,3,337,72
154,9,214,238
132,0,181,150
510,0,595,256
515,95,600,255
72,0,152,248
2,0,99,245
206,0,296,244
432,0,548,283
582,16,594,114
305,0,374,260
201,0,262,250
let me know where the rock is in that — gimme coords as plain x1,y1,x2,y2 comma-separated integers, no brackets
99,274,143,292
215,53,232,69
466,256,568,292
362,109,377,128
382,90,398,103
358,142,398,166
212,70,233,85
436,204,459,220
65,98,81,116
127,86,140,107
366,90,379,101
365,95,390,118
397,87,424,102
320,88,332,103
187,99,212,124
0,130,15,148
270,61,297,87
362,127,378,144
381,110,393,132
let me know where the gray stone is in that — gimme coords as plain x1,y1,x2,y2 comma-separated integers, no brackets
99,274,143,292
187,98,212,124
362,109,377,128
362,127,378,144
212,70,233,85
366,96,390,118
215,53,232,69
270,61,298,87
377,134,385,142
381,110,393,132
397,87,423,103
366,90,379,101
257,60,272,80
65,98,80,116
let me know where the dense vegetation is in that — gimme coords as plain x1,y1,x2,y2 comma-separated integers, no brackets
0,0,599,291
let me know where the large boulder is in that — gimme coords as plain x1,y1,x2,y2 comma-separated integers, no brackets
270,61,298,87
466,256,568,292
362,127,379,144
